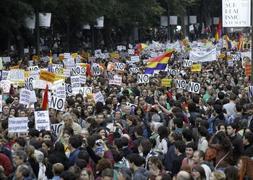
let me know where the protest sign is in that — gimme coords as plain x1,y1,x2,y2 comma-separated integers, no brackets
79,75,87,84
1,71,9,80
161,78,172,87
174,79,200,94
0,80,11,93
34,111,50,131
28,66,40,72
65,83,72,96
71,64,86,76
71,76,81,88
19,88,33,105
82,87,93,97
52,82,66,99
51,123,63,136
25,76,35,91
109,75,122,86
7,69,25,82
114,63,126,71
128,49,135,55
2,57,11,63
129,56,140,63
49,95,65,111
92,63,101,76
93,91,105,104
183,60,193,67
191,64,202,72
167,68,179,76
129,67,139,74
137,74,150,84
8,117,28,133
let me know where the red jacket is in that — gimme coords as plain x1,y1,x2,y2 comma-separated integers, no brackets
0,153,13,176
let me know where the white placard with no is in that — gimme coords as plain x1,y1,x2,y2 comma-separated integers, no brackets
137,74,150,84
49,95,65,111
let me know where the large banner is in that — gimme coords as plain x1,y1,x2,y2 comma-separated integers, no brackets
189,48,217,62
222,0,251,27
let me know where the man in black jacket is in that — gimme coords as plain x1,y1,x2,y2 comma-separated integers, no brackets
226,123,243,165
243,131,253,158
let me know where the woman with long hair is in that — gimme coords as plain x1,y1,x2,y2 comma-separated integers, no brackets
238,156,253,180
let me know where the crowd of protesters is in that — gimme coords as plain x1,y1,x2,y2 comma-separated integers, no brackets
0,41,253,180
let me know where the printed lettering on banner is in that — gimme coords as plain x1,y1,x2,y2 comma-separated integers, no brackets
128,49,135,55
51,123,63,136
34,111,50,131
64,53,71,59
109,75,122,86
0,95,2,113
130,56,140,63
19,88,32,105
129,67,139,74
7,69,25,82
49,95,65,111
167,68,179,76
115,63,126,71
8,117,28,133
71,76,81,88
92,63,101,76
137,74,150,84
93,91,105,104
183,60,193,67
0,80,11,93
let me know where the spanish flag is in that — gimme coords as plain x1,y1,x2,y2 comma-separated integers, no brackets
144,52,172,74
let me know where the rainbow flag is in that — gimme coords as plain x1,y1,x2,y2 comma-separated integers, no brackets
144,52,172,74
215,18,222,42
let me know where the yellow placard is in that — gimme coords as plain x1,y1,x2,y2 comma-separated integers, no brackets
40,70,56,83
110,52,120,59
32,55,39,61
191,64,202,72
161,78,172,87
72,53,78,59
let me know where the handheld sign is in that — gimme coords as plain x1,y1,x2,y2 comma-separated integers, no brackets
191,64,202,72
19,88,33,105
34,111,50,131
183,60,193,67
49,95,65,111
174,79,200,94
92,63,101,76
114,63,126,71
109,75,122,86
8,117,28,133
93,91,105,104
137,74,150,84
161,78,172,87
51,123,63,136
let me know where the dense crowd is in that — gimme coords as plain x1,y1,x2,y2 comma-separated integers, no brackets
0,42,253,180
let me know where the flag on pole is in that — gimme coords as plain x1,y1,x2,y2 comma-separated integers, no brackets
215,18,222,42
42,85,49,110
144,52,173,74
